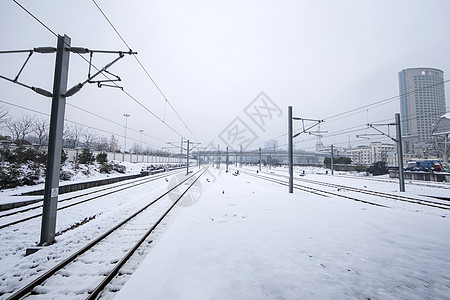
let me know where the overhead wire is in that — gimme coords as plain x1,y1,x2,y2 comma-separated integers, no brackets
11,0,187,141
0,98,164,150
91,0,200,142
323,79,450,122
251,79,449,149
66,103,165,143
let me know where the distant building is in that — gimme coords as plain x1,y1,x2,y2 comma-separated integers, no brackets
346,145,371,166
398,68,446,153
345,142,395,166
265,139,278,151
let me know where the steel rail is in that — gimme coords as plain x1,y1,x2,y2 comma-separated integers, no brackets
243,169,449,210
6,167,206,300
241,170,388,208
0,169,184,230
87,166,208,300
0,168,183,218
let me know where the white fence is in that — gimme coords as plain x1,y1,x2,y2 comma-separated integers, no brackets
65,149,197,164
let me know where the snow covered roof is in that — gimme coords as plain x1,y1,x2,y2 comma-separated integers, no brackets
432,113,450,135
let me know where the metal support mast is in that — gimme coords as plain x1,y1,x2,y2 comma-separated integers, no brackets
217,144,220,168
259,147,262,172
186,140,190,175
288,106,294,193
331,144,334,175
361,114,405,192
395,113,405,192
226,146,229,172
288,106,324,194
40,35,71,245
239,145,243,168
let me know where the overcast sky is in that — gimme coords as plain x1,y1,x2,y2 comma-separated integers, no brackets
1,0,449,153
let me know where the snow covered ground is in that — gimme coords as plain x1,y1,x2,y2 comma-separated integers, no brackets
0,163,185,298
0,165,449,299
116,166,450,300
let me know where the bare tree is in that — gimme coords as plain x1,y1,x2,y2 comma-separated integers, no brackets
6,114,36,145
62,124,72,148
64,124,84,149
131,142,141,154
32,118,49,146
95,136,109,151
108,134,119,152
82,128,97,150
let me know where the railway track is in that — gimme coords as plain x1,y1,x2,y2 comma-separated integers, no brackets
293,175,450,210
269,167,450,190
0,168,185,230
240,170,388,208
241,169,450,210
5,166,208,300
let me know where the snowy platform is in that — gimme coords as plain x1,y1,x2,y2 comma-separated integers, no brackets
116,167,450,300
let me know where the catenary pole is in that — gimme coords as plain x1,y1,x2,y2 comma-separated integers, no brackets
239,145,242,168
40,35,71,245
395,113,405,192
186,139,190,175
288,106,293,193
259,147,262,171
331,144,334,175
226,146,229,172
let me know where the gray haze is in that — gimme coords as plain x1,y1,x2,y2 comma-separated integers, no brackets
1,0,449,153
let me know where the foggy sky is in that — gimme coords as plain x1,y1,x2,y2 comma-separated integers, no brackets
1,0,449,153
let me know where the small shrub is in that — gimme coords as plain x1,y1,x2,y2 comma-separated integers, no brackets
368,161,388,176
1,147,46,165
78,149,95,164
112,162,126,173
60,170,74,181
99,163,113,174
22,171,40,186
356,164,368,172
0,166,23,189
96,152,108,164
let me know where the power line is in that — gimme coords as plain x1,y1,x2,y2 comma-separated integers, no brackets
91,0,131,51
91,0,199,142
252,80,449,148
12,0,189,142
0,98,165,150
12,0,57,37
66,103,165,143
324,79,450,122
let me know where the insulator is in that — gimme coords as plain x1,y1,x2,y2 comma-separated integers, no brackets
34,47,57,54
70,47,90,54
64,83,83,97
32,87,52,97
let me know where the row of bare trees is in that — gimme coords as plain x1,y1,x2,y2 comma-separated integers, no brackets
0,107,173,156
0,107,121,152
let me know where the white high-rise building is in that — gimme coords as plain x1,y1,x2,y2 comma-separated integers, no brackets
398,68,446,153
